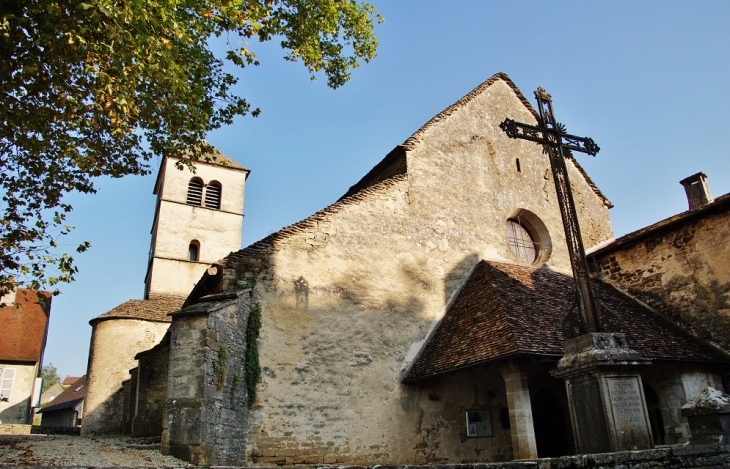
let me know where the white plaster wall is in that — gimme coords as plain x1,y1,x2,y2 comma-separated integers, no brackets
83,319,169,434
158,157,246,214
0,363,37,424
153,203,243,263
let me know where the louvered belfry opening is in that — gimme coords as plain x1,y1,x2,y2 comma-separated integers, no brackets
187,178,203,205
205,181,221,209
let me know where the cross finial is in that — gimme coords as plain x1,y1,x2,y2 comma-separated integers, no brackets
534,87,552,102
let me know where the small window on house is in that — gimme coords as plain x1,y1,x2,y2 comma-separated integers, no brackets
188,240,200,262
187,178,204,205
205,181,221,209
466,410,492,438
0,368,15,400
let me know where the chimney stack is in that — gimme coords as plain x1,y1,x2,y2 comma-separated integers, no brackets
680,172,713,210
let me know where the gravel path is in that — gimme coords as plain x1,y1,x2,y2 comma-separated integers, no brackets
0,434,192,467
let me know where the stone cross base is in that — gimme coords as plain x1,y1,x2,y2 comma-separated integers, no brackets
552,333,653,454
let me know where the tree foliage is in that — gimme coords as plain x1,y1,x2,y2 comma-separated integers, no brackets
41,363,62,392
0,0,381,297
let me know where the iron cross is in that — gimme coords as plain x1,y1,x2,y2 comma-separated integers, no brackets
500,87,601,334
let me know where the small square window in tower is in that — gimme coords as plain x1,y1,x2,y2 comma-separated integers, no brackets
187,178,203,205
205,182,221,209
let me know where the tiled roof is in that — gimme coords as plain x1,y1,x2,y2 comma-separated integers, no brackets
89,294,185,325
0,289,51,362
38,375,86,414
61,376,81,386
404,261,727,382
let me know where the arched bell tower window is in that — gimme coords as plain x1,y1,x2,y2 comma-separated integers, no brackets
205,181,221,210
188,240,200,261
506,210,552,265
187,177,204,205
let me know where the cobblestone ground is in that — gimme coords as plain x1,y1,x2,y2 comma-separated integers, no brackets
0,434,191,467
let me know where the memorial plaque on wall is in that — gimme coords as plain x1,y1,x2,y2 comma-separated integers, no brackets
604,376,652,449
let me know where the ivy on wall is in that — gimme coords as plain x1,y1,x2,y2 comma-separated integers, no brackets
244,303,262,406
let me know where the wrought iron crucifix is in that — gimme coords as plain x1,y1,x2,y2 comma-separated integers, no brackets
500,87,601,334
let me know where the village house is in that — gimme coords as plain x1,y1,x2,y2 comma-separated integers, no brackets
0,289,51,426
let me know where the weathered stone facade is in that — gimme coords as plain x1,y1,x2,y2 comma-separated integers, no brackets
131,338,170,436
161,291,258,465
160,74,625,465
0,363,39,424
590,194,730,352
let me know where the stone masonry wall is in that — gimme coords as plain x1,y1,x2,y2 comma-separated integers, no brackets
591,208,730,352
133,345,169,436
163,293,256,466
209,77,616,466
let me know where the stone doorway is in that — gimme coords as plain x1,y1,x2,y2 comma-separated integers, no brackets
531,389,572,457
643,382,665,445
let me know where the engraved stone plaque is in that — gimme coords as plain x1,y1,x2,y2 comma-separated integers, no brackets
605,376,652,449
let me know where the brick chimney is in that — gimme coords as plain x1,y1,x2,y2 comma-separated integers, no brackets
680,172,713,210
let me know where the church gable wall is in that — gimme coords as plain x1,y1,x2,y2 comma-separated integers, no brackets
403,79,613,277
176,78,615,465
592,208,730,351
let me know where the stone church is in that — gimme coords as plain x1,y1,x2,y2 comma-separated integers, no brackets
85,72,730,465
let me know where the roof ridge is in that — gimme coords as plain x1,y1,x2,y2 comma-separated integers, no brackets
225,174,408,266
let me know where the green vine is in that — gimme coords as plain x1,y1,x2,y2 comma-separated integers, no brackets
213,344,228,389
244,303,262,405
231,373,242,409
613,332,626,346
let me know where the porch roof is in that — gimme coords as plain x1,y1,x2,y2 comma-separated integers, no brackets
403,260,728,383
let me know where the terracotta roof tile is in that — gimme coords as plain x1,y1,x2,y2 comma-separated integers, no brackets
89,294,185,325
0,289,51,362
61,376,81,386
404,261,727,382
38,375,86,413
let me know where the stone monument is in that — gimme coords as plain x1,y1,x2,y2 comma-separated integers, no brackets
502,88,654,453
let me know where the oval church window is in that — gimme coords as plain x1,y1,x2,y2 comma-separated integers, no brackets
506,218,540,264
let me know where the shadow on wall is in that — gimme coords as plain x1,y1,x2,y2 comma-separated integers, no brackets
0,398,30,424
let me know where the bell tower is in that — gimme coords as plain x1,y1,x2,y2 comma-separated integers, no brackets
144,151,249,298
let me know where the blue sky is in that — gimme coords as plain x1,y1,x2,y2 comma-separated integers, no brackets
45,1,730,377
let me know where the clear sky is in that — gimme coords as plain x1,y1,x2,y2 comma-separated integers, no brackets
44,1,730,377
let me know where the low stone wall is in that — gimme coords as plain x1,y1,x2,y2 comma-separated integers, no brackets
30,425,81,435
0,424,31,435
326,445,730,469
